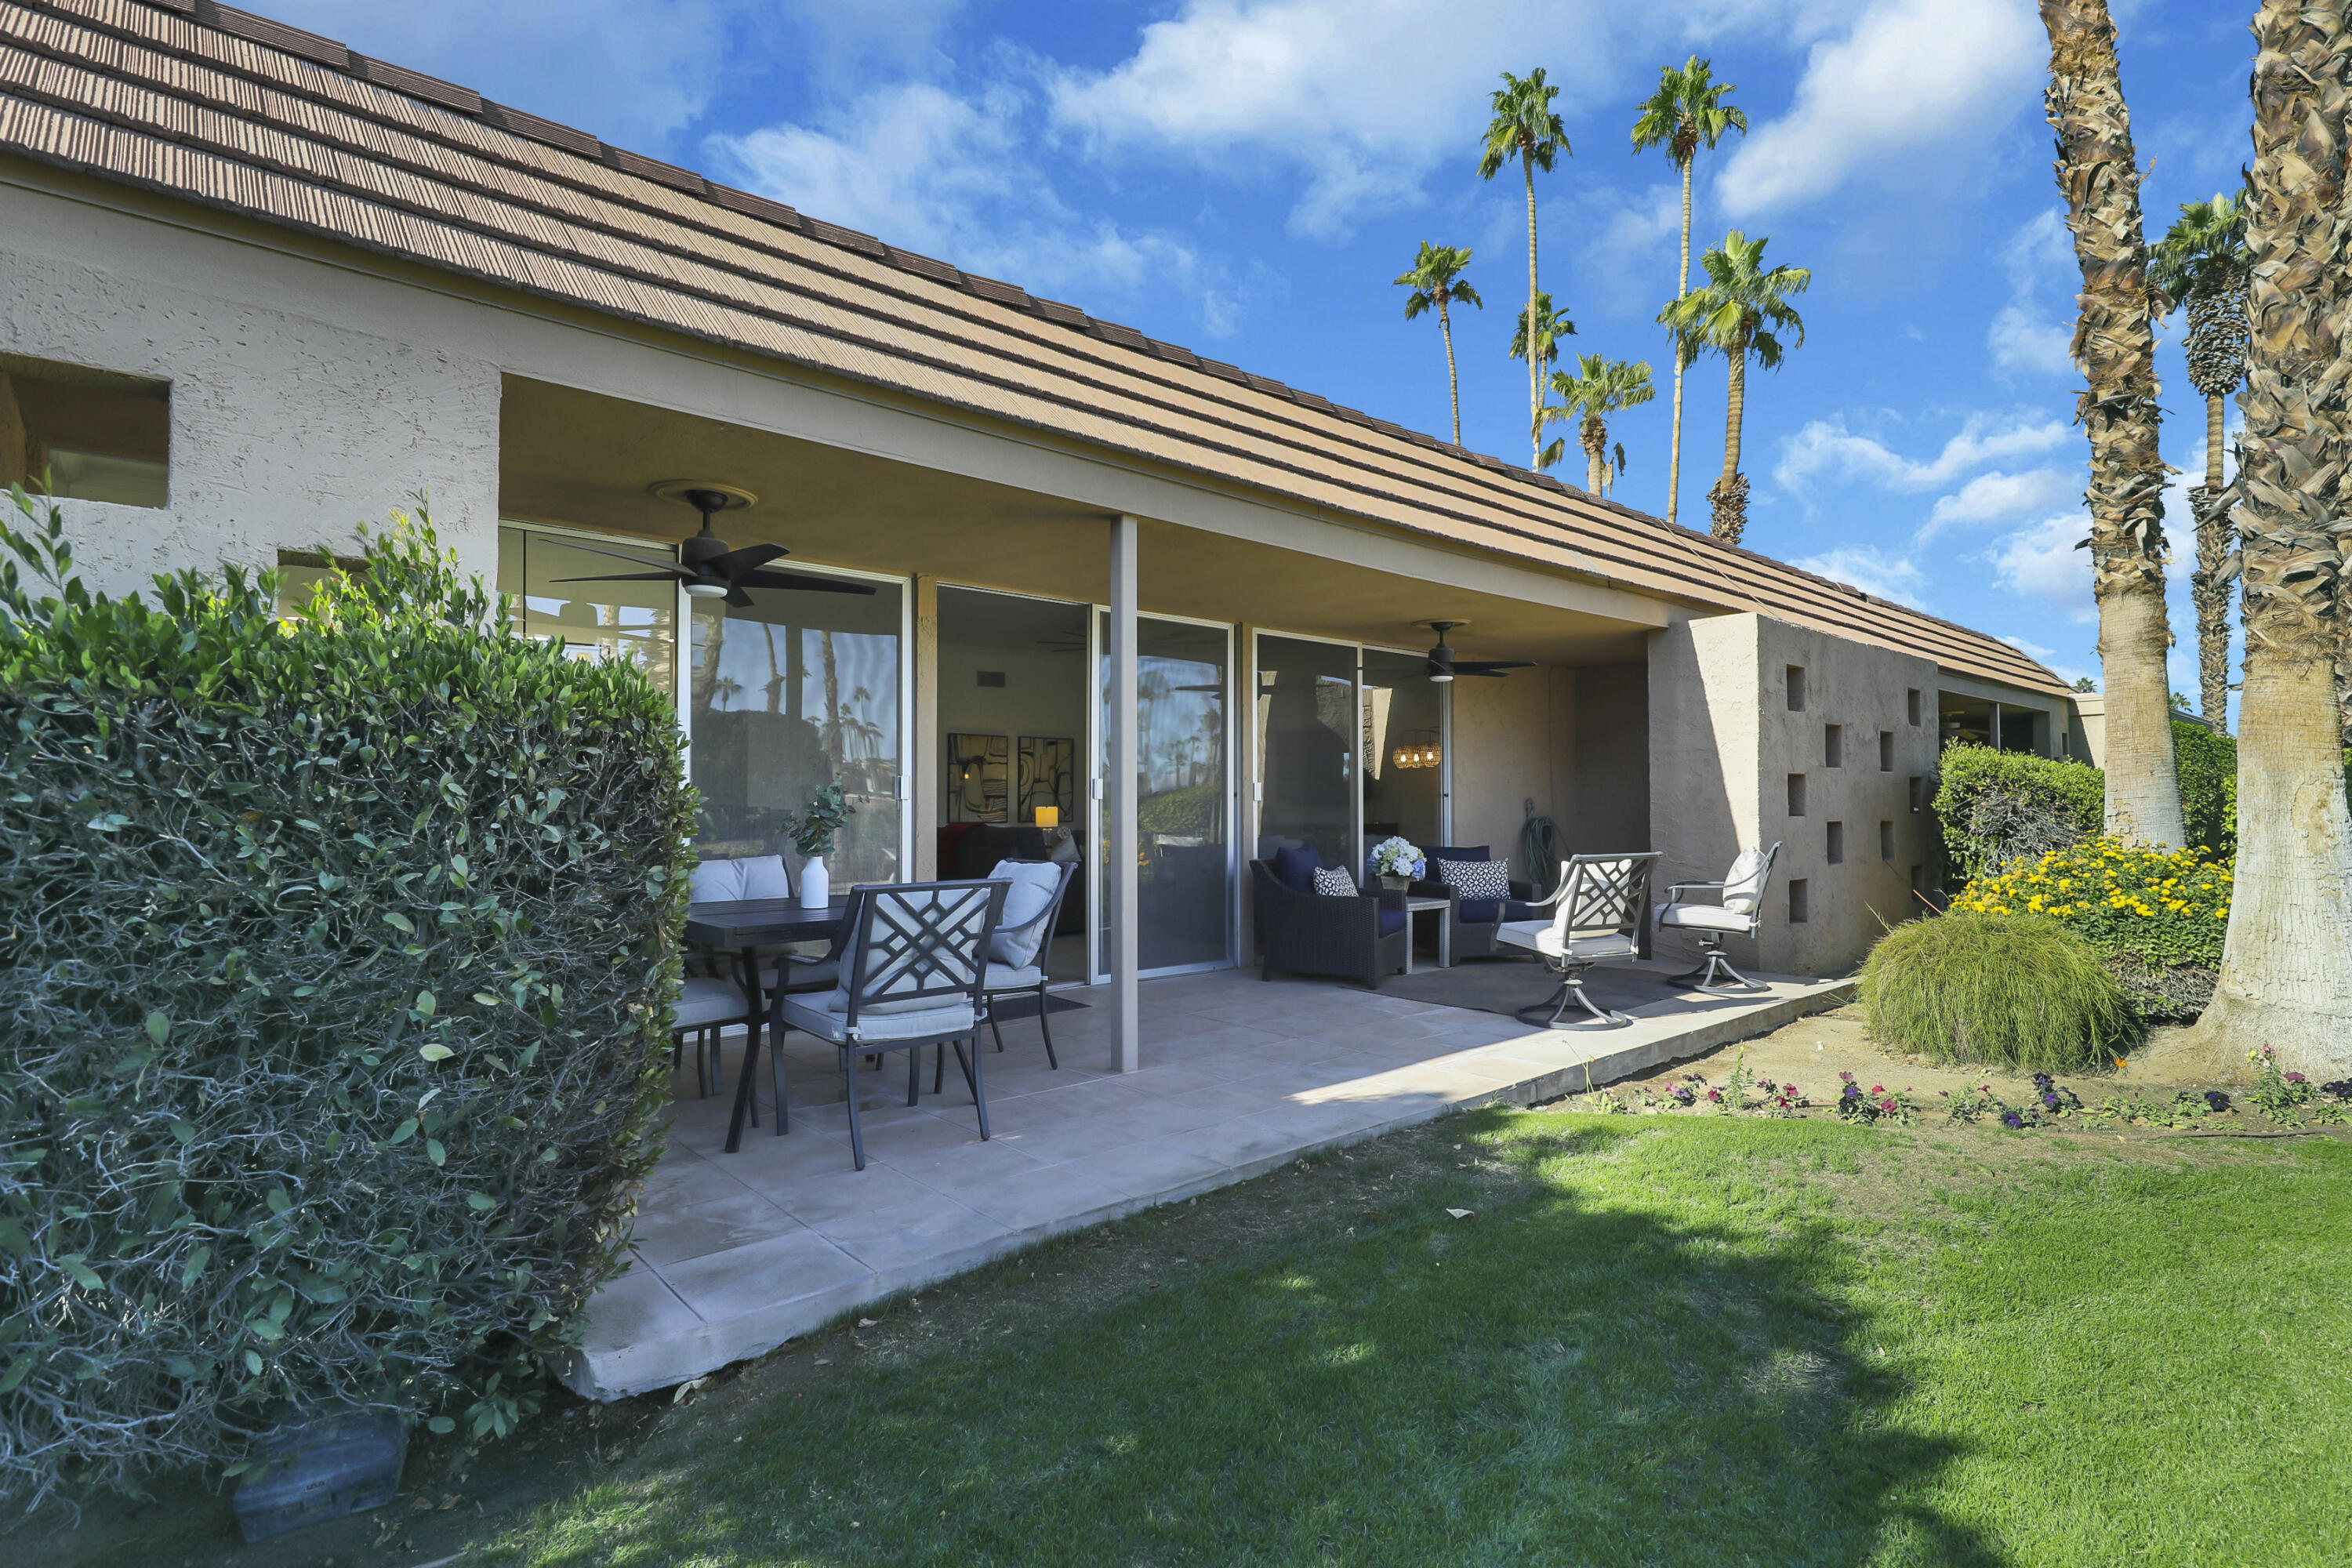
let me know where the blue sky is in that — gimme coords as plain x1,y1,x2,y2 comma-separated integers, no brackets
273,0,2252,698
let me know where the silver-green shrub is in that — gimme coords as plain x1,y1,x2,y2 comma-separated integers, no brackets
0,492,691,1512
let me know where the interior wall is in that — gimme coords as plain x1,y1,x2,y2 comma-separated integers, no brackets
1572,662,1651,853
1450,666,1560,876
935,638,1088,817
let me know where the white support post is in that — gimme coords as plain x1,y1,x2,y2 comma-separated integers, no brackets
1109,514,1141,1073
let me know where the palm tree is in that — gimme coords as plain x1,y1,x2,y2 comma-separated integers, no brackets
1395,242,1483,446
1544,355,1654,496
1478,69,1569,470
2184,0,2352,1069
2037,0,2184,849
1632,56,1747,531
2151,193,2251,732
1508,291,1577,465
1657,231,1806,546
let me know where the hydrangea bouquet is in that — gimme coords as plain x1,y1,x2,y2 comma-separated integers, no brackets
1367,836,1428,884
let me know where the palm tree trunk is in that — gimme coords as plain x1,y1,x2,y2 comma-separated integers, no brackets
1708,341,1750,544
2038,0,2184,848
1584,415,1606,495
2185,0,2352,1069
2190,390,2231,729
1524,154,1541,469
1667,157,1692,528
1439,299,1461,448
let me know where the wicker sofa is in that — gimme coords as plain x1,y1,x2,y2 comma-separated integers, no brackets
1411,844,1541,962
1250,856,1409,989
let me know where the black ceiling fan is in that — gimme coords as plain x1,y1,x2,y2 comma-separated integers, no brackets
554,484,875,605
1421,620,1534,684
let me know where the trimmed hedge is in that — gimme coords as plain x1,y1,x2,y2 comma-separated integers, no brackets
1930,744,2105,883
0,495,691,1510
1860,911,2140,1073
2172,720,2238,856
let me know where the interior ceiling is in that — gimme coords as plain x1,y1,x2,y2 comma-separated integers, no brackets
500,376,1653,666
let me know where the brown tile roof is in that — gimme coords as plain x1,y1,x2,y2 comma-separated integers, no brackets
0,0,2068,696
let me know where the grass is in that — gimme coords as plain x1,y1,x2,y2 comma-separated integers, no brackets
1860,911,2140,1072
462,1109,2352,1567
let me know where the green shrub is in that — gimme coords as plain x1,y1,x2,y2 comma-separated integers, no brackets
0,493,692,1511
1930,744,2105,883
1860,911,2140,1073
1949,839,2229,969
2172,720,2238,855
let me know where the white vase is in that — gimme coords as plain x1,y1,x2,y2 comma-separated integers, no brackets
799,854,829,909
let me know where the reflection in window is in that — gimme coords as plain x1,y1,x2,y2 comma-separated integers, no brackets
497,526,677,696
1360,648,1441,851
1255,634,1356,868
691,579,902,886
1103,614,1231,973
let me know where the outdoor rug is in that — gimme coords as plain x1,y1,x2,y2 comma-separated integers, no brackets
988,993,1087,1022
1379,958,1679,1022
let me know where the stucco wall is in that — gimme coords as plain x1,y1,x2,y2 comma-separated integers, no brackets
1450,663,1561,876
1570,662,1650,855
0,186,501,601
1650,615,1940,977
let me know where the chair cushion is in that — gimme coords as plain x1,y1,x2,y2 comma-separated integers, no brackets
1655,902,1757,934
760,956,838,993
1311,865,1359,898
1437,858,1511,902
1271,844,1322,894
983,963,1045,991
688,857,746,903
986,860,1062,967
1457,898,1502,924
673,975,750,1030
1495,921,1637,960
1720,847,1773,915
780,994,976,1044
1378,906,1406,938
740,855,794,901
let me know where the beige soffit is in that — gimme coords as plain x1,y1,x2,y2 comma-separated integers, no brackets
0,0,2067,696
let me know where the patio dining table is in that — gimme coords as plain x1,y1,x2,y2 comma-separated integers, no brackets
686,897,848,1152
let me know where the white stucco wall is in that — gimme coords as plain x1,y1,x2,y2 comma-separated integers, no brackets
1650,615,1941,977
0,186,501,601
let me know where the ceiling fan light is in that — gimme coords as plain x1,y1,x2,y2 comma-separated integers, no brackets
684,582,731,600
1429,671,1453,684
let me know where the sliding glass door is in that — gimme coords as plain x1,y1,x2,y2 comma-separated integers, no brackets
1098,612,1235,976
1254,633,1450,882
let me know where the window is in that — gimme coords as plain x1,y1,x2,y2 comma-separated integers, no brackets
1788,879,1810,924
1825,821,1845,865
499,525,679,696
0,358,169,509
1878,731,1895,772
1787,773,1807,816
1786,664,1808,712
1906,688,1922,726
1908,776,1925,812
1824,724,1843,768
1880,821,1896,861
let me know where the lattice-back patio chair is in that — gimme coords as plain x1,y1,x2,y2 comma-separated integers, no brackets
1653,842,1782,994
1494,852,1661,1029
757,879,1007,1171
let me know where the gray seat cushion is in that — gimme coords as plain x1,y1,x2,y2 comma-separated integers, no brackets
779,994,977,1044
982,963,1045,992
673,975,751,1030
1654,902,1755,935
986,861,1063,968
1495,921,1639,961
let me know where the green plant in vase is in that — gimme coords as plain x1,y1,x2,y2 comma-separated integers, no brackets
793,780,854,909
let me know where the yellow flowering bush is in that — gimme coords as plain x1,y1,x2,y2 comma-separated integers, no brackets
1949,838,2229,970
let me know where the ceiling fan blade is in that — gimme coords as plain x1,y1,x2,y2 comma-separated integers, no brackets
1457,667,1511,677
1454,659,1536,673
550,569,693,585
724,584,755,608
709,542,789,575
546,540,690,573
735,568,880,596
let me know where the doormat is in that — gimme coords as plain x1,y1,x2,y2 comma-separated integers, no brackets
989,993,1087,1022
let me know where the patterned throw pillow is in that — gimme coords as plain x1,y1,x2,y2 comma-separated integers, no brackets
1437,858,1510,902
1311,866,1360,898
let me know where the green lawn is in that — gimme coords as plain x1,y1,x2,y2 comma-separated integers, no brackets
488,1112,2352,1566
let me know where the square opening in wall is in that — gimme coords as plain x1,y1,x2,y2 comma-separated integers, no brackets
1907,688,1922,726
1880,821,1895,861
1787,773,1807,816
1908,776,1924,812
1786,664,1808,712
1824,724,1843,768
1825,821,1845,864
1879,731,1895,771
1788,878,1810,924
976,670,1007,688
0,357,170,510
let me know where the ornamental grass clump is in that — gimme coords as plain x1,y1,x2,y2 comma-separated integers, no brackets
0,492,692,1513
1860,911,2140,1073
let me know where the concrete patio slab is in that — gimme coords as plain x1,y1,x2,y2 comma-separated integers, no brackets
563,962,1850,1399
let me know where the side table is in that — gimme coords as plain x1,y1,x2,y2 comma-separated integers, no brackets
1403,895,1453,974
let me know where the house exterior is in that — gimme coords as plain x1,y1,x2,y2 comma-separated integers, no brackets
0,0,2081,1056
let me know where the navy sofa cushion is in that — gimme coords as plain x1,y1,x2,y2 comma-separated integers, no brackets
1378,907,1405,937
1271,844,1322,894
1427,844,1491,862
1457,896,1540,924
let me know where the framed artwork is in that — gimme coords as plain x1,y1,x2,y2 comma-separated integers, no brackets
1017,735,1076,825
947,732,1009,822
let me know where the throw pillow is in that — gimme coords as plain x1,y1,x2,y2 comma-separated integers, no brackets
1311,865,1359,898
1437,857,1510,902
985,859,1062,968
1719,847,1772,914
1271,843,1322,894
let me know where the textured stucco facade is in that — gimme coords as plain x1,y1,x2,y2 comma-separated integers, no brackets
1650,615,1940,976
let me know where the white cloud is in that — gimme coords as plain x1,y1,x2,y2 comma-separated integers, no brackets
1774,412,2071,492
263,0,747,151
1790,546,1932,608
710,83,1249,330
1570,183,1685,315
1716,0,2041,216
1988,209,2076,377
1989,511,2096,622
1920,465,2078,539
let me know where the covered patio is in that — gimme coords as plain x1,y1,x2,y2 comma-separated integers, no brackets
569,964,1848,1398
